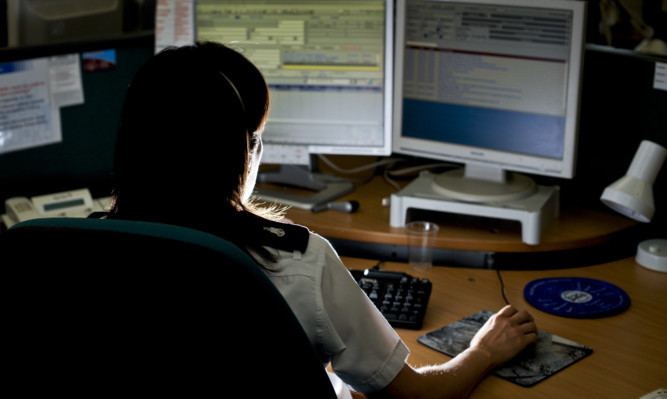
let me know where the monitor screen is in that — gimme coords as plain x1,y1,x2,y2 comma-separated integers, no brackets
194,0,394,208
393,0,586,203
195,0,393,165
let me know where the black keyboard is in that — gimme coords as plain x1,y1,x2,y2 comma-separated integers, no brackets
350,268,432,330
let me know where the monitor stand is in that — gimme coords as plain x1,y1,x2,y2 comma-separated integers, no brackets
389,171,559,245
254,161,354,210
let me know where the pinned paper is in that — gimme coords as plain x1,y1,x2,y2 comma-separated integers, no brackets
0,54,84,154
155,0,194,53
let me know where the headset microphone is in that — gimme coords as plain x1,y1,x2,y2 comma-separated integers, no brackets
311,200,360,214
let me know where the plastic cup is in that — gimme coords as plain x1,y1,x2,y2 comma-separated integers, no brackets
405,221,439,272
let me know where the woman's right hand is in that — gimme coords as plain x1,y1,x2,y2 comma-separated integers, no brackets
374,305,539,399
468,304,539,368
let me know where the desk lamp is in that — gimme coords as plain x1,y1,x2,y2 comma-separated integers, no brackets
600,140,667,272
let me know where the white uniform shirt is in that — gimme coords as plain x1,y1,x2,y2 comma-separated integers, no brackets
253,231,410,396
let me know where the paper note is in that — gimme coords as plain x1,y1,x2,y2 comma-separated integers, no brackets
0,58,62,154
49,53,84,108
155,0,194,53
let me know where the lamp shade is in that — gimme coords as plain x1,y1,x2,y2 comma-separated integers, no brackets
600,140,666,222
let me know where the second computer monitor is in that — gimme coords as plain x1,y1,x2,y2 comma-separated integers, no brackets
393,0,586,203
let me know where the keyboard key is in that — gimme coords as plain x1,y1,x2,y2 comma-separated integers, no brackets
349,268,432,330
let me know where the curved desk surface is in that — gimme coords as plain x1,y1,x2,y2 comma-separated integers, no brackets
342,256,666,398
280,176,640,254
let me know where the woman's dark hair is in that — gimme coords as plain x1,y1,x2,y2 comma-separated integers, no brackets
109,41,279,261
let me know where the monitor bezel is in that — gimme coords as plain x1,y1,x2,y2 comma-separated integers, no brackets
194,0,395,160
392,0,587,179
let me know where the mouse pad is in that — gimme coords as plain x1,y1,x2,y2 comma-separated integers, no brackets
417,310,593,387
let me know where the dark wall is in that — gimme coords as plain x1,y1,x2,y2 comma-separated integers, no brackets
559,45,667,232
0,34,154,204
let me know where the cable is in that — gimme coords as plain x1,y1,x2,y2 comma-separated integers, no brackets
317,155,403,186
382,161,458,191
386,162,455,177
318,155,458,191
383,168,402,191
319,154,401,175
371,260,384,270
496,269,510,305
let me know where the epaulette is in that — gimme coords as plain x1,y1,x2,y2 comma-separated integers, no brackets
257,219,310,253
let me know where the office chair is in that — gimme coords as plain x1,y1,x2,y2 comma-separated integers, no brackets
1,217,337,398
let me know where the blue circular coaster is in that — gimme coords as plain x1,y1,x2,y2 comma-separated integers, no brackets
524,277,630,318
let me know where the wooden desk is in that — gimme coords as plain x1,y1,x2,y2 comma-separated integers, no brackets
342,256,667,398
280,176,640,254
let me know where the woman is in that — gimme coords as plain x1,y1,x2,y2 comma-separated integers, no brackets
109,41,538,399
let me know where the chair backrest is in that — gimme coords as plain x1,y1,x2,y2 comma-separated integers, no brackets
1,217,336,398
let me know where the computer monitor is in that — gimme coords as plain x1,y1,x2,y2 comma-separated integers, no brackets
390,0,586,244
194,0,394,209
393,0,586,203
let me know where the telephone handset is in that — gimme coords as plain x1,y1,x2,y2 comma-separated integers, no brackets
3,188,110,229
5,197,42,224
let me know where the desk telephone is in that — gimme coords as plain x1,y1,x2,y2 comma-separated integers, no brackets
2,188,111,229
